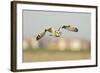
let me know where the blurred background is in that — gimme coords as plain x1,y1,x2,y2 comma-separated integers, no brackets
23,37,91,62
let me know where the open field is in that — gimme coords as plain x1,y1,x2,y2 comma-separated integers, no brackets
23,49,91,62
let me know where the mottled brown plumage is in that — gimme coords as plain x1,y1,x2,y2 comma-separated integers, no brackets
36,25,78,40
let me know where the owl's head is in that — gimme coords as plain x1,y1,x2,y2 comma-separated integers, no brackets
55,30,61,37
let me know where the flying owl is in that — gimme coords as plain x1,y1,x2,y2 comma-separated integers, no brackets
36,25,78,40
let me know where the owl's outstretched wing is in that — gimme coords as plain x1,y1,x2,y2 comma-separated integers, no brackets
36,27,55,40
36,30,47,40
61,25,78,32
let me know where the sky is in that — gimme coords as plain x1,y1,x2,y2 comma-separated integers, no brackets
22,10,91,40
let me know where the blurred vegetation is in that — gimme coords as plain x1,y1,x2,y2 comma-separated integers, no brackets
23,48,91,62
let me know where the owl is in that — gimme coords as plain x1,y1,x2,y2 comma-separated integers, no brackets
36,25,78,40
